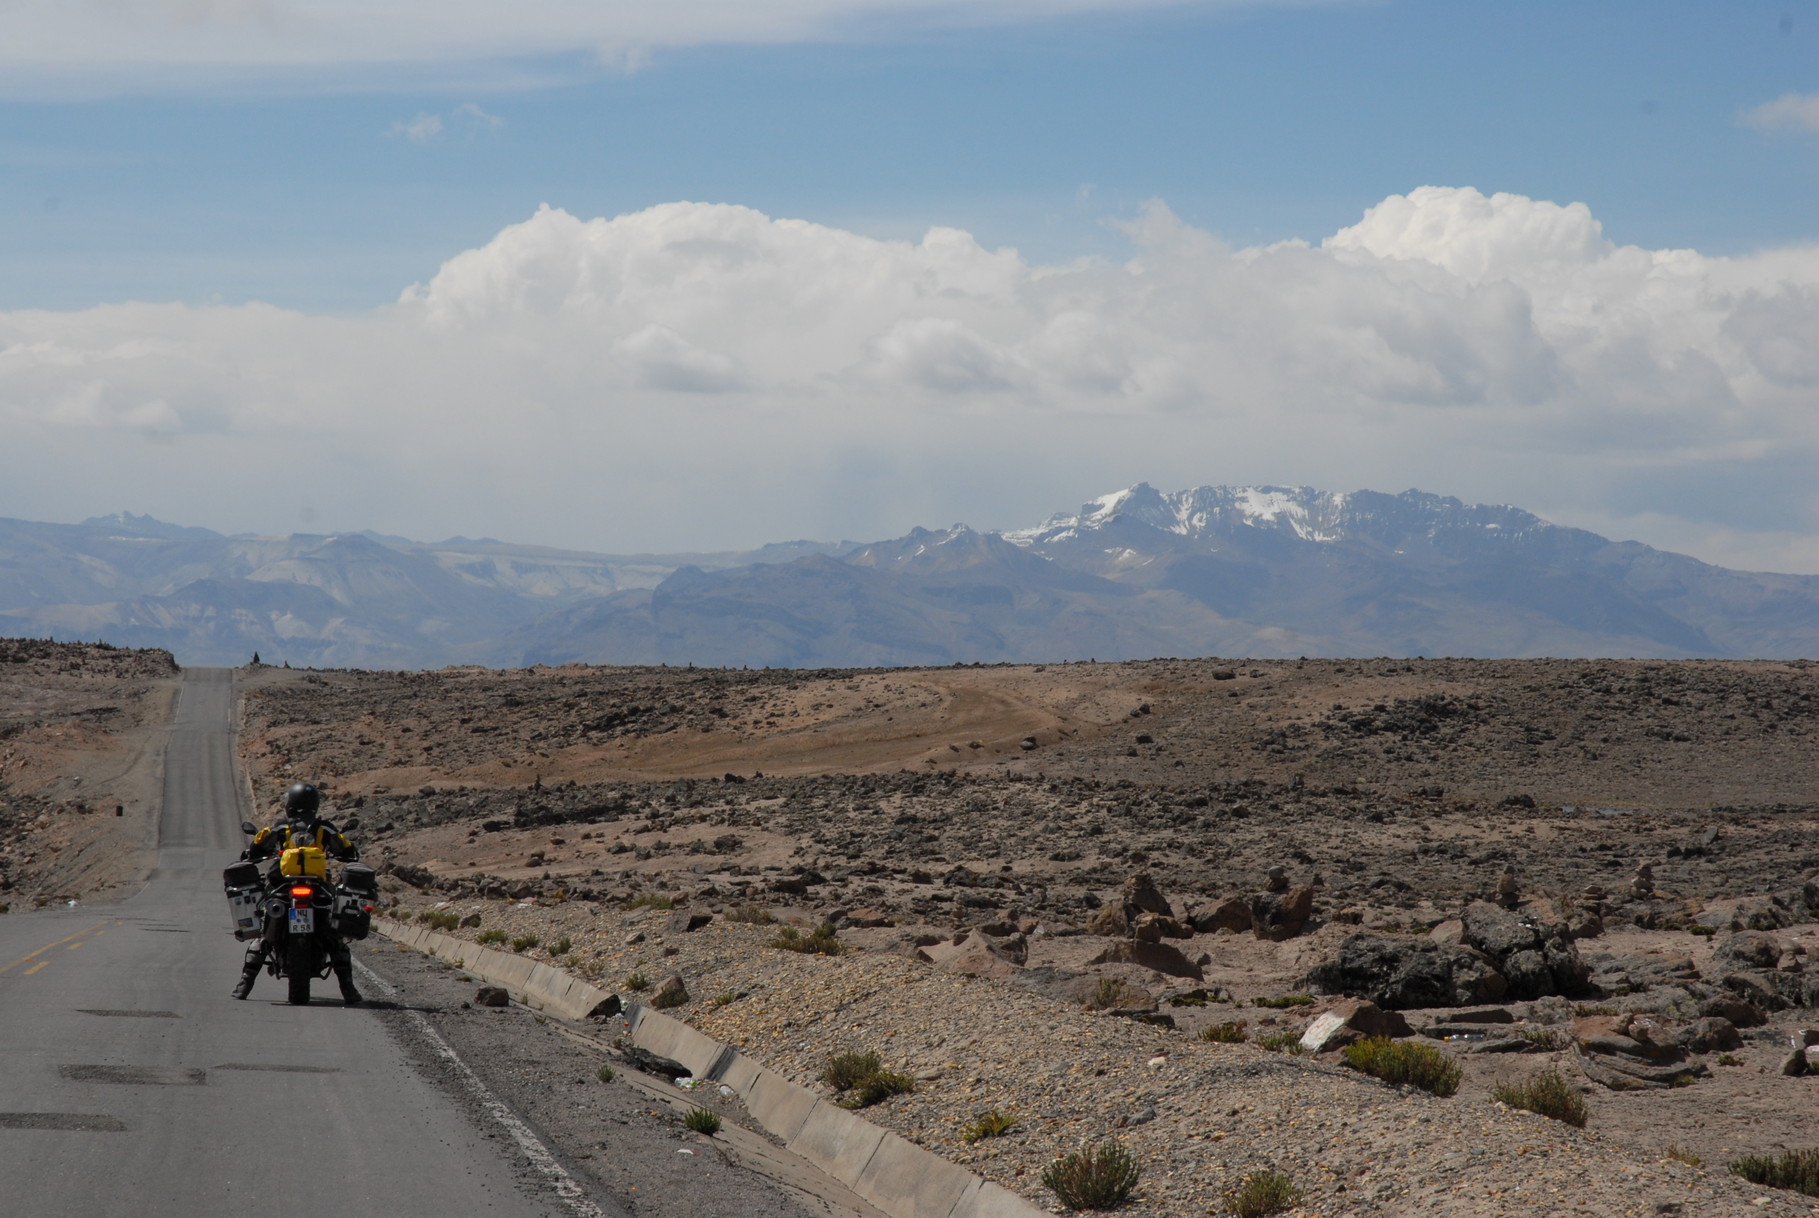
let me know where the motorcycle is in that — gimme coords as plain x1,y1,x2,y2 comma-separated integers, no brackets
223,817,378,1005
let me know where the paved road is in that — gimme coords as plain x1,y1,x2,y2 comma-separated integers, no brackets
0,669,589,1218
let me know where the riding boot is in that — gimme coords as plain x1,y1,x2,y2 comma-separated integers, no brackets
231,944,263,999
335,964,363,1006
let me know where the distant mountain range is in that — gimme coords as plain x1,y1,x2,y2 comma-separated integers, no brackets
3,488,1815,668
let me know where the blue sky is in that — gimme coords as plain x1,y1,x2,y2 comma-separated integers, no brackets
5,1,1814,311
2,0,1818,573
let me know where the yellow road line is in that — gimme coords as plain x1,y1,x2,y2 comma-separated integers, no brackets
67,942,84,951
21,961,49,976
0,922,109,976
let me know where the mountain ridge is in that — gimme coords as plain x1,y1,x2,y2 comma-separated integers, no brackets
4,486,1815,667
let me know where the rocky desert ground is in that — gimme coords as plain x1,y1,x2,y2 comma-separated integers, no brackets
8,645,1819,1215
0,639,178,906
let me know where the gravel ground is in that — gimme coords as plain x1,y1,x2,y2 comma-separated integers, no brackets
352,934,828,1218
379,900,1819,1218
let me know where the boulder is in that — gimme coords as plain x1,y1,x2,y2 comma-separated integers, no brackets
1305,933,1507,1010
1189,898,1253,935
1427,919,1466,946
919,930,1026,978
1088,939,1205,981
650,974,690,1009
474,985,510,1008
1132,912,1193,941
1251,885,1315,941
1575,1013,1709,1090
1086,905,1130,938
1675,1017,1742,1054
1699,994,1767,1027
1299,999,1414,1053
1713,930,1781,973
1567,911,1605,940
666,910,713,934
1460,901,1588,999
1461,900,1542,958
1122,873,1174,918
1722,971,1789,1013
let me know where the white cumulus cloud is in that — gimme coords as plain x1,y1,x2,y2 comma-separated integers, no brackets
0,0,1304,95
1742,92,1819,133
4,186,1819,572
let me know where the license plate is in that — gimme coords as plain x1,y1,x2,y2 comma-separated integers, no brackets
288,908,314,935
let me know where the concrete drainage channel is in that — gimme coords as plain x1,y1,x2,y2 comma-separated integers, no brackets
376,920,1044,1218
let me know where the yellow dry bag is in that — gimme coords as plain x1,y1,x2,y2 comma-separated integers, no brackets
279,845,328,878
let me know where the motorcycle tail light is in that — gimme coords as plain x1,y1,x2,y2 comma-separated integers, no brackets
289,885,313,898
362,903,375,913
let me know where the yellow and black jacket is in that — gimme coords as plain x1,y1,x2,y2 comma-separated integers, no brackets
245,819,358,866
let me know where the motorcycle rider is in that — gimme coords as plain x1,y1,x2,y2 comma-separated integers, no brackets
231,782,363,1004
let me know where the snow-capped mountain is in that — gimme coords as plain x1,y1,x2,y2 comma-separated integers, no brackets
4,486,1817,667
1007,483,1561,554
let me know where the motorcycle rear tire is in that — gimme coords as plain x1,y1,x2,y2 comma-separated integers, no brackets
286,937,312,1005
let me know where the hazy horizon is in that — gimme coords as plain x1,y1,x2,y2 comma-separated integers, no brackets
3,4,1817,574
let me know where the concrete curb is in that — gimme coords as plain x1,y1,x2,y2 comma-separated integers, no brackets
375,919,1046,1218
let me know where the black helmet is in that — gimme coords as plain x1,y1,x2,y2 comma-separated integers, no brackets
283,782,321,819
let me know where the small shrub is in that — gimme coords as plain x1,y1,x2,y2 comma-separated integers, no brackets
824,1052,884,1092
1729,1148,1819,1197
596,1065,615,1083
847,1070,916,1108
417,909,460,931
1717,1052,1743,1066
1342,1037,1461,1096
1253,1031,1303,1055
1664,1145,1704,1168
626,893,676,911
1199,1021,1247,1044
724,903,777,924
769,922,844,955
712,991,738,1007
1689,924,1718,937
1223,1168,1301,1218
822,1052,913,1108
510,935,540,953
1573,1003,1615,1017
1252,994,1314,1009
961,1110,1018,1143
1086,978,1126,1010
1517,1027,1567,1050
625,972,652,992
1041,1140,1140,1211
682,1108,723,1135
1491,1070,1586,1127
477,928,507,944
550,937,572,955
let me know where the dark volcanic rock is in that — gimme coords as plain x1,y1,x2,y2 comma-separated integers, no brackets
1460,901,1589,999
1305,933,1507,1010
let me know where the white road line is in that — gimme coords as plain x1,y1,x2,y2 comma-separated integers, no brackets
354,959,610,1218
